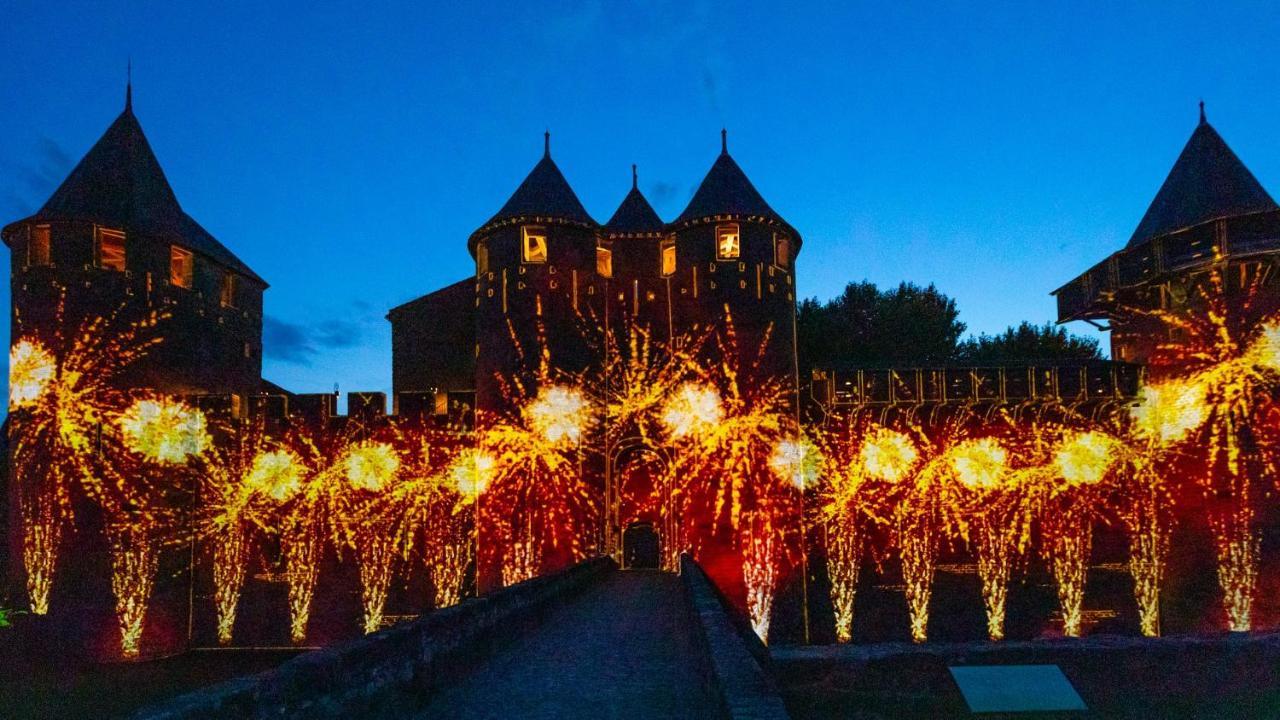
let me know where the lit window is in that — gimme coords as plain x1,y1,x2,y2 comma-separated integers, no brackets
522,226,548,263
221,271,238,308
716,223,740,260
661,238,677,277
597,243,613,278
774,233,791,268
477,241,489,275
95,227,126,271
28,224,51,266
170,245,194,288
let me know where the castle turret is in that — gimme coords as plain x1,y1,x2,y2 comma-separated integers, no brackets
469,133,601,415
1,86,266,408
669,131,800,384
1054,104,1280,366
602,165,670,340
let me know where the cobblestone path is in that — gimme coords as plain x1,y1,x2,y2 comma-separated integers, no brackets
417,570,720,719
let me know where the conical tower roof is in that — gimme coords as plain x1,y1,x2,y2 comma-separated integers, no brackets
604,165,664,235
5,93,263,283
673,130,799,242
470,133,596,251
1126,105,1277,248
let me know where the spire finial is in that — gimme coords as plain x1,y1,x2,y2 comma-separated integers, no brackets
721,128,727,154
125,57,132,111
1199,99,1206,125
631,163,638,190
544,130,550,158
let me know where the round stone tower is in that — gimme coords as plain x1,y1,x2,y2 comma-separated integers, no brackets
469,133,602,418
668,130,801,390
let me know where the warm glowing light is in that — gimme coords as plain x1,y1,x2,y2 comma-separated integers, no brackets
525,385,590,445
247,450,304,502
1054,431,1117,487
449,450,495,504
770,437,821,490
9,339,56,410
1130,380,1206,446
859,427,918,483
344,441,400,492
950,438,1008,491
119,398,210,464
661,383,723,439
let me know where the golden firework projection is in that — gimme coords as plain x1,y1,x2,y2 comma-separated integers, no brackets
1032,428,1117,638
112,396,210,658
9,339,56,411
661,382,724,440
948,437,1025,642
481,379,596,587
816,419,911,642
8,297,166,622
342,440,402,634
450,449,496,505
279,423,356,643
1128,266,1280,632
199,430,300,645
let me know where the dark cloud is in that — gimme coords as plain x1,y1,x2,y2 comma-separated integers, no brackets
263,316,316,364
263,312,370,364
701,68,720,116
648,180,681,206
0,136,73,219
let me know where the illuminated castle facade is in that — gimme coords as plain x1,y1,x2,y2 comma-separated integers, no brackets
390,130,801,417
1055,104,1280,365
1,87,268,407
390,131,803,567
2,89,269,657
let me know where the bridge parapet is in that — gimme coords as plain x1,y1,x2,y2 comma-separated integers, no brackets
680,554,791,719
133,557,615,720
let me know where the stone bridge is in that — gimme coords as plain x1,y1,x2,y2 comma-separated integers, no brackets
133,556,789,720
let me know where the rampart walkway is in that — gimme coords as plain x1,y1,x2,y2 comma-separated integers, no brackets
417,570,720,719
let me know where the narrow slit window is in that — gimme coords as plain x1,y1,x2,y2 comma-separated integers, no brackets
29,225,51,266
716,223,740,260
476,241,490,275
95,227,127,271
774,233,791,269
522,226,548,263
596,243,613,278
170,245,194,288
661,238,677,277
221,271,239,307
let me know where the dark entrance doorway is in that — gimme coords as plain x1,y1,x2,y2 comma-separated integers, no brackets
622,521,660,569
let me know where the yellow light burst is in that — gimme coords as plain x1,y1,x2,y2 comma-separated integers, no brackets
9,339,56,410
1129,380,1206,446
1054,431,1117,487
950,438,1008,492
247,449,304,502
859,427,919,484
525,385,590,445
119,398,211,464
770,437,822,491
661,382,724,439
449,449,495,504
344,441,400,492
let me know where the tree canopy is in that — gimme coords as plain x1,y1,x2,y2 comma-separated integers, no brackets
797,282,1102,373
797,281,965,373
954,321,1102,364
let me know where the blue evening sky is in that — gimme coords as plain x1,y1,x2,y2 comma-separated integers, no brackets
3,1,1280,403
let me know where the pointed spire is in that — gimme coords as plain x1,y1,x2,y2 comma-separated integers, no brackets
544,130,551,158
721,128,727,154
632,163,638,190
125,58,132,111
605,165,664,235
1125,110,1277,247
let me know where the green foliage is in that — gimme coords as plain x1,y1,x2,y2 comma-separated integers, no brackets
797,281,966,372
955,321,1101,364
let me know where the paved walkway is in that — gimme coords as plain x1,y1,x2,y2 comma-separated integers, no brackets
417,570,721,720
